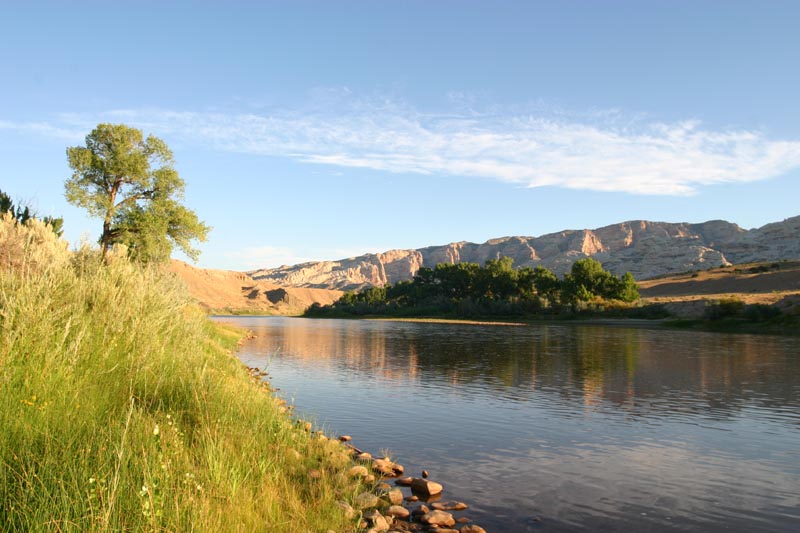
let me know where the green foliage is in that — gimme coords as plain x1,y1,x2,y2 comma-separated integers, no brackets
0,217,364,531
65,123,209,262
307,256,642,319
0,189,64,236
562,258,640,304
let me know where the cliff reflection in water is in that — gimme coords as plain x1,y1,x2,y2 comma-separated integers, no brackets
220,316,800,532
236,317,799,423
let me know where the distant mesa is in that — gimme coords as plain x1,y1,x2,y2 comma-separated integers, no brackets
247,215,800,292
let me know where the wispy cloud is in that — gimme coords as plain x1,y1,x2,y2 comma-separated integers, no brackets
0,119,85,142
3,95,800,195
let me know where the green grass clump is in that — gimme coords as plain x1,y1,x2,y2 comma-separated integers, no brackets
0,215,363,532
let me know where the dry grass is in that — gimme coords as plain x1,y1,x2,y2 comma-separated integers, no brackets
0,216,365,532
639,261,800,306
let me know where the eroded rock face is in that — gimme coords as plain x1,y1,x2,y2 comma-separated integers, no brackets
248,216,800,290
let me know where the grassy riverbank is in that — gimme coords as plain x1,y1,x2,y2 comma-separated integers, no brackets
0,217,363,531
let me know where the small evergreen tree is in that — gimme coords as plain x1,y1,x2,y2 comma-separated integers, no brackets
0,189,64,236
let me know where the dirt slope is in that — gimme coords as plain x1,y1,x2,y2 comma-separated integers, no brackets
168,260,343,315
639,261,800,316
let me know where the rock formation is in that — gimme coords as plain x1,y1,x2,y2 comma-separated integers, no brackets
249,216,800,291
168,260,342,314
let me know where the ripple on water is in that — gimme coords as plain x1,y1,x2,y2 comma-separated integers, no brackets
217,317,800,532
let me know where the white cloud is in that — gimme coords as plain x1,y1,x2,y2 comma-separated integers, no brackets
0,120,85,142
4,97,800,195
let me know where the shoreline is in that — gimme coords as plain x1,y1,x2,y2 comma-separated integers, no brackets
217,312,800,336
242,355,489,533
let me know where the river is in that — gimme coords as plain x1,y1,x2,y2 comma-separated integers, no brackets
213,316,800,532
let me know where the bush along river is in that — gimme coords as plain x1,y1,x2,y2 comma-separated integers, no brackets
213,316,800,532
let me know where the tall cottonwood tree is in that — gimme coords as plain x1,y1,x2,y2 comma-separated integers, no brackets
65,123,209,262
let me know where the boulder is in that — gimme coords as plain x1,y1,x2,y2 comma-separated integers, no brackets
355,491,379,509
386,505,410,519
347,465,369,478
387,488,404,505
420,510,456,527
411,505,430,518
372,458,404,477
363,509,390,532
460,526,487,533
410,478,443,496
431,501,468,511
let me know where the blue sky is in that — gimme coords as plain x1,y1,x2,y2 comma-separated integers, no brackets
2,1,799,271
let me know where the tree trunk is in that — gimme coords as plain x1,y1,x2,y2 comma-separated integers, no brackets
101,179,120,261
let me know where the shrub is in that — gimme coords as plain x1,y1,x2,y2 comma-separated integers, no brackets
743,304,782,322
704,297,745,320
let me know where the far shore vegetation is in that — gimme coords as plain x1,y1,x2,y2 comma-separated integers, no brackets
1,124,371,531
305,257,800,334
306,256,644,319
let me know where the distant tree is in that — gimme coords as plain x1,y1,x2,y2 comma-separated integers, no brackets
0,189,64,236
65,123,209,262
1,189,32,224
517,266,561,302
479,257,518,300
563,257,639,303
612,272,640,302
434,262,480,300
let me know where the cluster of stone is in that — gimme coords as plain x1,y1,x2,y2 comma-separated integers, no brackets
242,371,490,532
341,439,487,533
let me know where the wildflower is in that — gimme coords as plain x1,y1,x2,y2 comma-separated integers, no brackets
153,424,160,436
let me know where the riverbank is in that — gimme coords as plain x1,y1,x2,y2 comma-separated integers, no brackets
0,218,365,531
238,358,492,532
305,309,800,336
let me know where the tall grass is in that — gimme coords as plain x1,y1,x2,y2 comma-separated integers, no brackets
0,215,363,532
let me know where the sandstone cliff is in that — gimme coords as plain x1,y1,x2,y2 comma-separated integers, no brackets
168,260,342,314
249,216,800,291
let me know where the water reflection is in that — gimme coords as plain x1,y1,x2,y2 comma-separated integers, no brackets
216,317,800,532
233,318,799,420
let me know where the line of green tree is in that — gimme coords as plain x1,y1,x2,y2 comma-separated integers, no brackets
306,256,640,318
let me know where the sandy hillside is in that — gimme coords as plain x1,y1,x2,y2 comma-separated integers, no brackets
168,260,343,315
639,261,800,316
